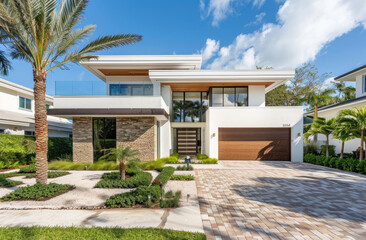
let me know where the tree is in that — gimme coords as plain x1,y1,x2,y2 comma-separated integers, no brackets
332,119,355,159
266,63,329,106
0,0,142,184
101,145,140,179
338,107,366,160
332,81,356,101
304,118,335,157
302,89,335,120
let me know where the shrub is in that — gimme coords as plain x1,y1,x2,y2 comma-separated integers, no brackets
160,156,179,164
160,191,181,208
196,153,209,160
170,153,180,159
357,160,366,174
140,159,165,171
105,185,161,208
328,157,337,168
170,174,194,181
315,156,325,166
342,158,359,172
48,161,119,170
0,178,22,187
335,158,344,170
48,137,72,160
176,165,194,171
202,158,218,164
1,183,75,201
304,143,318,155
153,167,175,185
19,164,36,173
320,145,336,157
95,172,152,188
304,154,316,164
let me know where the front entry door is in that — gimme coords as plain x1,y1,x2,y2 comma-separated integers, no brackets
177,128,198,155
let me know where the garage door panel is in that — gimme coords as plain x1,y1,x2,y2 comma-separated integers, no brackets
218,128,290,161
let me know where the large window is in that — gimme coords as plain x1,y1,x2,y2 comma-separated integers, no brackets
19,97,31,110
173,92,208,122
210,87,248,107
93,118,116,162
109,84,153,96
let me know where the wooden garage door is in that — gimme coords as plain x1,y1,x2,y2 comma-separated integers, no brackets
219,128,290,161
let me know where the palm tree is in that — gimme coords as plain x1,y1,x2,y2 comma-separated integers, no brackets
303,88,335,143
332,119,355,159
0,0,142,184
338,107,366,160
304,118,335,157
101,145,140,179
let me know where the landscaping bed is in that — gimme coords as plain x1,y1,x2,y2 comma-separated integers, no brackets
0,178,22,188
0,227,206,240
0,171,70,179
1,183,75,201
304,153,366,174
95,171,152,188
171,174,194,181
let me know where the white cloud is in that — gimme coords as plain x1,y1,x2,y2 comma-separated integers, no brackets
200,0,237,26
320,77,334,90
253,0,265,8
201,39,220,63
245,12,266,26
204,0,366,70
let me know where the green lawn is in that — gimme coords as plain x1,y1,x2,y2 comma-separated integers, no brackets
0,227,206,240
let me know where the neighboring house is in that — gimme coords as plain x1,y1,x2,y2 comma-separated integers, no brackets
305,65,366,154
48,55,303,163
0,78,72,137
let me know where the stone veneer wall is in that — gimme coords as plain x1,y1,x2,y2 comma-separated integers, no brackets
73,117,93,163
116,117,156,161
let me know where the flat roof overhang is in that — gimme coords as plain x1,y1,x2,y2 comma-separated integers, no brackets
47,108,169,121
80,55,202,82
335,65,366,81
149,70,295,93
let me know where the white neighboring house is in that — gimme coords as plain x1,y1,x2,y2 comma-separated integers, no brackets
0,78,72,137
48,55,304,163
305,65,366,154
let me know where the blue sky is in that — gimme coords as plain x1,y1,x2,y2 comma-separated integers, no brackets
4,0,366,95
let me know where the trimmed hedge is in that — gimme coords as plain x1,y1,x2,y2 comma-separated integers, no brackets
48,161,119,170
160,191,181,208
0,135,72,169
95,171,152,188
170,174,194,181
19,164,36,173
105,185,161,208
176,165,194,171
1,183,75,201
202,158,218,164
304,153,366,174
196,153,209,160
153,167,175,185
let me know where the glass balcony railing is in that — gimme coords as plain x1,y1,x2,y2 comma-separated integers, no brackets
55,81,106,96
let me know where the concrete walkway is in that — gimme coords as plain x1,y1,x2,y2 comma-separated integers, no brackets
195,161,366,240
0,207,204,233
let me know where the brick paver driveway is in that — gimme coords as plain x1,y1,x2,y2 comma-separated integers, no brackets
195,161,366,240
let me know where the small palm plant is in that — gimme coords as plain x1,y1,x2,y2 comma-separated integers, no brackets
338,107,366,160
332,119,355,159
304,118,335,157
101,146,140,179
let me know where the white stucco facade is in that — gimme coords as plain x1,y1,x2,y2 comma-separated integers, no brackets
0,78,72,137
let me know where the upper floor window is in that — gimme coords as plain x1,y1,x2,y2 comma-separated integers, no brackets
210,87,248,107
173,91,208,122
19,97,31,110
109,84,153,96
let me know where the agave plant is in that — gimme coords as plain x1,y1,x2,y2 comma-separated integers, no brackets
304,118,335,157
338,107,366,160
0,0,142,184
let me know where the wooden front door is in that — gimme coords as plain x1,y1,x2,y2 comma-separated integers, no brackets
218,128,291,161
177,128,198,155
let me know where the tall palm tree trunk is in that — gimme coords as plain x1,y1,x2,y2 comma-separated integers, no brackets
361,131,364,161
340,141,344,159
325,135,329,157
313,104,318,143
120,162,126,180
34,70,48,185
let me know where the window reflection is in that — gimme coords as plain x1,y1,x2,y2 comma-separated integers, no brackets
173,92,208,122
93,118,116,162
236,87,248,106
212,88,223,107
173,92,184,122
109,84,153,96
210,87,248,107
184,92,201,122
224,88,235,106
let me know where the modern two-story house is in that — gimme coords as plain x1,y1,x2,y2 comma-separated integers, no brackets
306,65,366,154
48,55,303,163
0,78,72,137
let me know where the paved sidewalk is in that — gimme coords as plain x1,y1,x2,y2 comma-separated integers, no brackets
0,207,204,233
196,161,366,240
